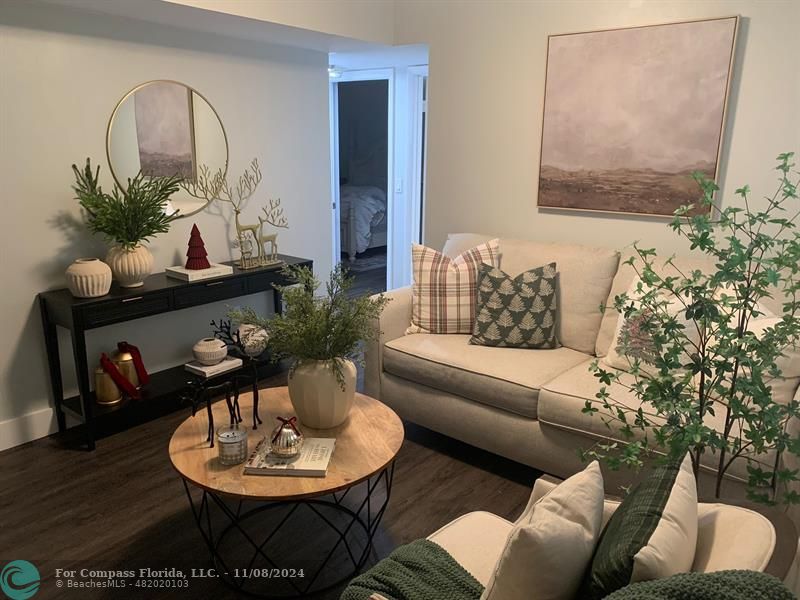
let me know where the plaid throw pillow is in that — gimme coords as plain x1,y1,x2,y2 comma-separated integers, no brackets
580,454,697,599
408,239,500,334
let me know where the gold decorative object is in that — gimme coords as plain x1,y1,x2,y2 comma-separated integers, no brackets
94,366,123,405
111,349,140,389
179,159,289,270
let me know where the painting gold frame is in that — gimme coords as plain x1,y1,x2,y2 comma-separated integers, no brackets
536,16,739,218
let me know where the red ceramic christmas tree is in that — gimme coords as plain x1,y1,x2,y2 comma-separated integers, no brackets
185,224,211,270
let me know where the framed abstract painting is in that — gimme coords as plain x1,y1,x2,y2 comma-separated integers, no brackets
537,16,738,216
134,80,197,180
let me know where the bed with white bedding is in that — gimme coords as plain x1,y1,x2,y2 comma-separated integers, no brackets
340,185,387,261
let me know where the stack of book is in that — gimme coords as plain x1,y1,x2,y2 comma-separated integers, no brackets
165,263,233,282
244,437,336,477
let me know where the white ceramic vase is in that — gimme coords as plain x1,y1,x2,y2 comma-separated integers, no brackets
288,359,357,429
192,338,228,365
65,258,112,298
106,244,154,288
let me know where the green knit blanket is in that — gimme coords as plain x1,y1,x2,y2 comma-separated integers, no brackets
340,539,483,600
604,570,796,600
341,540,795,600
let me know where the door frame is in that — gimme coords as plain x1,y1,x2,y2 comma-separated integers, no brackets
329,68,395,287
408,65,428,248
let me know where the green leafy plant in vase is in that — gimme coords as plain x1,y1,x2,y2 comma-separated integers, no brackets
72,158,181,287
229,264,389,429
583,153,800,512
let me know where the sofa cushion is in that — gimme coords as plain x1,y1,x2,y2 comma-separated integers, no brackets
409,239,500,334
581,454,698,599
539,360,795,484
481,461,605,600
471,263,559,349
383,334,589,419
442,233,620,355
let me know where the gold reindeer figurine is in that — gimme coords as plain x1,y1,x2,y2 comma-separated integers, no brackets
180,159,289,270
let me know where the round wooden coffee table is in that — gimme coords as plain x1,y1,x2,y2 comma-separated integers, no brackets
170,386,404,598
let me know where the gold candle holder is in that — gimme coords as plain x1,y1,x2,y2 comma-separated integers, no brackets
94,366,122,405
111,349,140,388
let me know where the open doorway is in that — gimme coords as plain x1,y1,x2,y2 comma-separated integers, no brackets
329,45,429,297
336,78,390,297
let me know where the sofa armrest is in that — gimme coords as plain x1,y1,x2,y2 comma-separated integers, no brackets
364,286,412,399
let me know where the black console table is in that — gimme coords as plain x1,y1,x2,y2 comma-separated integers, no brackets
38,255,312,450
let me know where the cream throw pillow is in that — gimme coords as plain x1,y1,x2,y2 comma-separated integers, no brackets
480,461,605,600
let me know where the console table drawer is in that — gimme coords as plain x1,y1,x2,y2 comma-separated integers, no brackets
82,292,172,328
246,272,284,294
173,279,247,309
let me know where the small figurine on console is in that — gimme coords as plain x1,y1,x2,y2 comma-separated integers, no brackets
185,224,211,270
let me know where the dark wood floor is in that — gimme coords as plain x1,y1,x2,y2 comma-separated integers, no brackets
347,267,386,298
0,374,539,599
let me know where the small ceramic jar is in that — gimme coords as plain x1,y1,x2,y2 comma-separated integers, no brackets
65,258,112,298
192,338,228,365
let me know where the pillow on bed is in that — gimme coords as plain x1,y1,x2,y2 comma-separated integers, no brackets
408,240,500,334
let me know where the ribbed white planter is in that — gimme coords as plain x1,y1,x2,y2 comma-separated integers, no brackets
65,258,112,298
106,245,154,288
288,359,357,429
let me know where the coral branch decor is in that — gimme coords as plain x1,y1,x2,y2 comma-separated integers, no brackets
178,158,289,270
185,224,211,270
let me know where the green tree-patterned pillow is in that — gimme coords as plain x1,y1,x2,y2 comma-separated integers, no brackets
470,263,559,349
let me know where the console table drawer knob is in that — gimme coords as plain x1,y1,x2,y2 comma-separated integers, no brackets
121,296,143,303
205,281,225,287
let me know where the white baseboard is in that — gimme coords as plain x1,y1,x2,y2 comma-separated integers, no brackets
0,407,59,452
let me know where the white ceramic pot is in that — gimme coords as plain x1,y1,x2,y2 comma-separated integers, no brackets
106,244,154,288
288,359,357,429
192,338,228,365
65,258,112,298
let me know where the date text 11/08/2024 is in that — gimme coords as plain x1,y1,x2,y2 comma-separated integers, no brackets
54,568,306,579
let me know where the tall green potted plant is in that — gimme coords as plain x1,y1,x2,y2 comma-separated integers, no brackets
72,158,180,287
584,153,800,508
229,264,389,429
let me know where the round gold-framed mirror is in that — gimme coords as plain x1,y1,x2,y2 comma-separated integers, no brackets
106,80,228,218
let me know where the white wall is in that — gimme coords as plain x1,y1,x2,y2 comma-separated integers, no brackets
0,2,333,447
395,0,800,253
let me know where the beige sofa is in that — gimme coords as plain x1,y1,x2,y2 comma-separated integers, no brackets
364,233,800,512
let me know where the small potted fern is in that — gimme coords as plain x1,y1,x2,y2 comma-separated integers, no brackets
72,158,180,287
229,264,389,429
